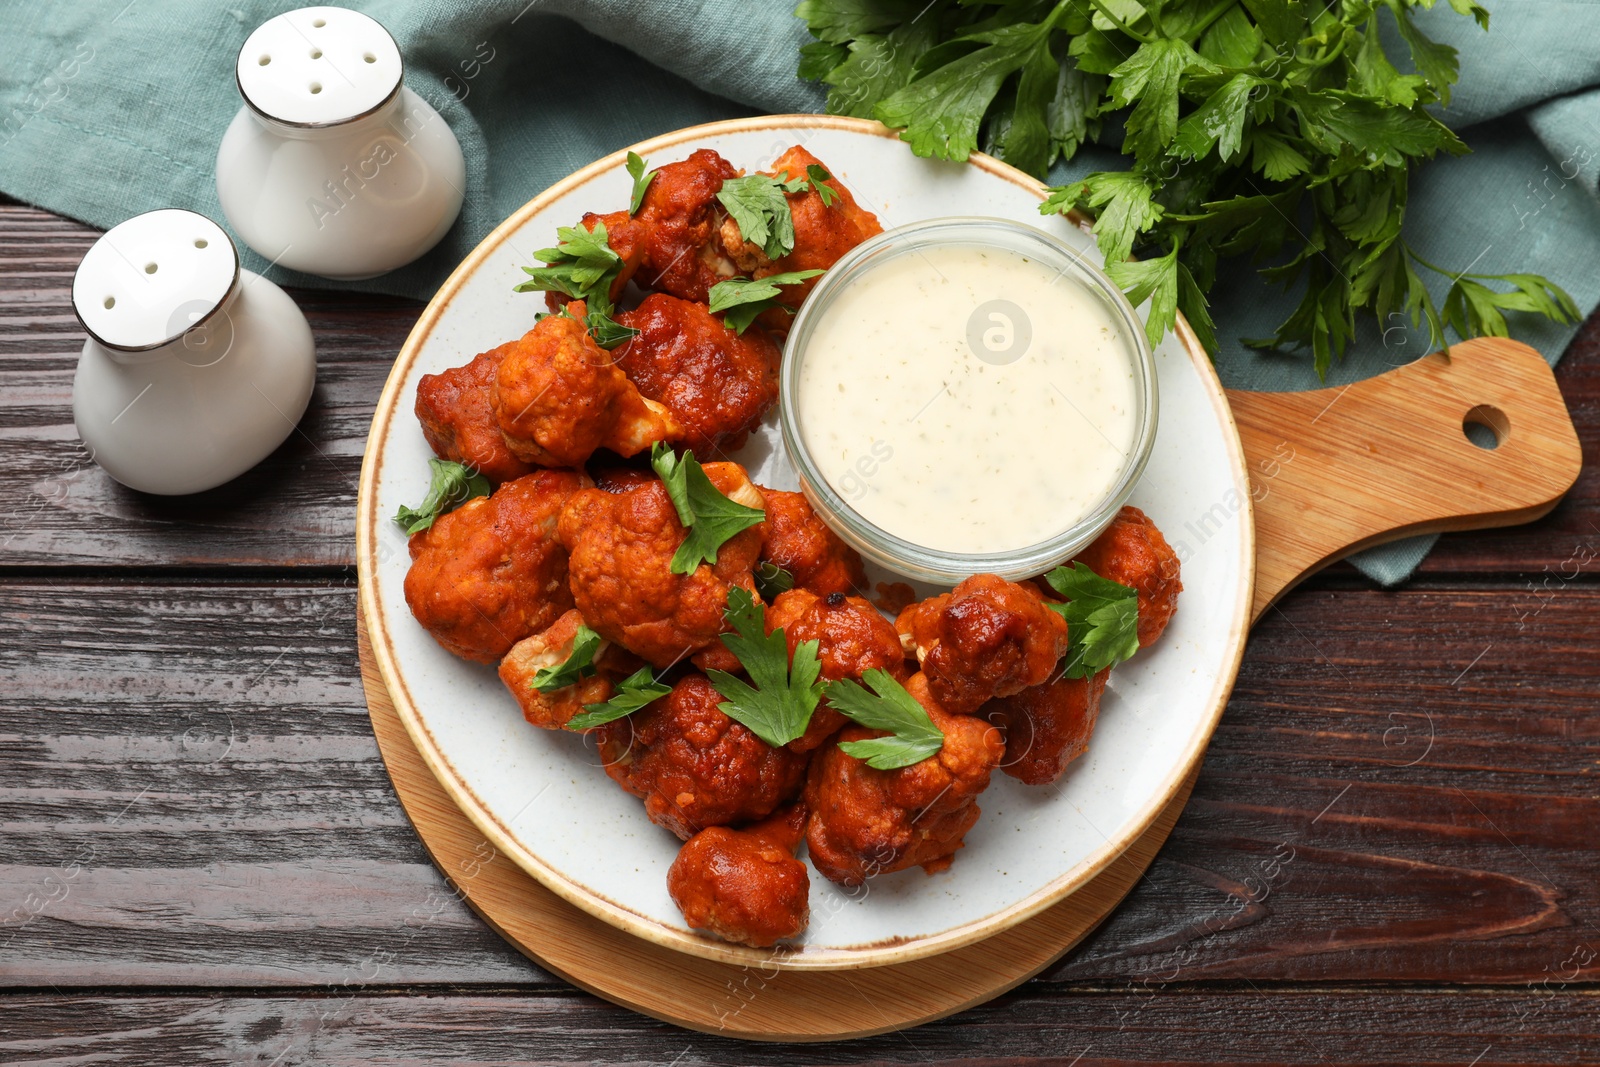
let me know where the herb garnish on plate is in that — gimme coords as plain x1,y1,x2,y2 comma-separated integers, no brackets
708,269,825,332
650,443,767,574
1044,562,1141,678
827,669,947,770
566,667,673,730
393,458,490,534
707,585,826,747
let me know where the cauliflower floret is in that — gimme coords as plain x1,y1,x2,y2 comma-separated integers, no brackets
403,469,590,663
896,574,1071,715
557,461,763,668
492,301,677,468
667,803,809,948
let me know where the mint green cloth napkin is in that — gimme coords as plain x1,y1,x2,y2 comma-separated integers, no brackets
3,0,1597,583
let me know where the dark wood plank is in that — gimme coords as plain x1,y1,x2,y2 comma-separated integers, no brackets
0,578,539,985
0,988,1596,1063
2,201,1596,573
3,578,1595,989
1051,578,1600,985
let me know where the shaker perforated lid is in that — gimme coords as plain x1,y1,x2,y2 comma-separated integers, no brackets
72,209,240,352
235,6,403,127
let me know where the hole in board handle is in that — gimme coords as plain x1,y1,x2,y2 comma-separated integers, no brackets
1463,404,1510,450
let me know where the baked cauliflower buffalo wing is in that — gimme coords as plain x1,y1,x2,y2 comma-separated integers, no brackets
985,669,1111,786
613,294,780,456
757,489,867,597
1073,505,1183,649
414,342,535,484
896,574,1071,715
765,588,910,753
555,149,739,310
492,301,676,468
805,673,1004,886
596,673,809,840
667,803,809,947
403,469,590,663
719,145,883,311
498,609,642,731
558,462,763,668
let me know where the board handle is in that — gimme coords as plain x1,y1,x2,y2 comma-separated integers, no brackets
1226,337,1583,622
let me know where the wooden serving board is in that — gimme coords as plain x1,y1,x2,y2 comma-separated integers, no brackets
359,336,1580,1042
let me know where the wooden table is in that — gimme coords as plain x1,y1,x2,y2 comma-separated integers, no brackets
2,199,1596,1064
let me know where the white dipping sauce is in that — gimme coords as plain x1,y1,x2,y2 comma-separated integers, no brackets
796,244,1138,554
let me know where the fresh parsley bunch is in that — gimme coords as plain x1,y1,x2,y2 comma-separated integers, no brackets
797,0,1578,377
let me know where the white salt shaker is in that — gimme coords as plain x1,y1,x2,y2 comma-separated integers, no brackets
72,209,317,495
215,6,465,280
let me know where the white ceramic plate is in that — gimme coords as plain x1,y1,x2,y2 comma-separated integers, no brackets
357,116,1255,970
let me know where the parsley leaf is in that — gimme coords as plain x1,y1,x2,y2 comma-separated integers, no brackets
394,458,490,535
513,221,624,316
820,22,936,117
544,302,640,350
794,0,922,43
625,151,656,216
805,163,841,207
1043,171,1161,267
530,624,604,692
827,669,945,770
1386,0,1463,107
1107,243,1180,351
1172,73,1260,164
650,443,767,575
584,308,639,349
707,586,825,747
566,667,671,730
717,175,798,260
1044,562,1141,679
1105,38,1219,164
799,38,849,81
874,19,1062,163
707,270,825,333
754,562,795,600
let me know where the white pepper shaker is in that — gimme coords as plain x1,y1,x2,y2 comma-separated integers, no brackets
72,209,317,495
215,6,466,280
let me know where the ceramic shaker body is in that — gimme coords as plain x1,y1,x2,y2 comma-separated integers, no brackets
72,209,317,495
216,5,465,280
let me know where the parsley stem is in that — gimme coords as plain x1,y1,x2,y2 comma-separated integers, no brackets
1086,0,1151,43
1296,33,1349,71
1185,0,1238,42
1404,242,1473,281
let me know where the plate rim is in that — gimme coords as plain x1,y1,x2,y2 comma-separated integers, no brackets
355,114,1257,971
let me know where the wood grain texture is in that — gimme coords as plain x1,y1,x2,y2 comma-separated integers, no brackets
1230,337,1582,619
1,989,1597,1065
3,580,1594,992
2,200,1597,575
1422,312,1600,575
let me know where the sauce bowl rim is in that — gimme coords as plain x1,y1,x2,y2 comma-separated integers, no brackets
778,214,1160,584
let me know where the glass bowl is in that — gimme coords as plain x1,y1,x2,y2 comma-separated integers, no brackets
779,216,1158,584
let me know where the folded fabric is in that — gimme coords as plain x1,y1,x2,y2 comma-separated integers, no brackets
2,0,1596,583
